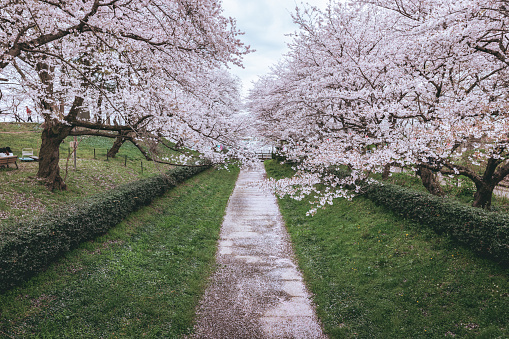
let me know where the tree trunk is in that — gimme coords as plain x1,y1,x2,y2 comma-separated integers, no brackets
37,121,73,191
472,183,495,209
107,135,127,158
382,163,391,180
471,156,504,209
417,166,444,196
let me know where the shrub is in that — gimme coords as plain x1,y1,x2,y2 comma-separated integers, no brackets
0,166,208,292
363,182,509,266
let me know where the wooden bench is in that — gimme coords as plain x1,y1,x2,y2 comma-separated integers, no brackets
0,156,18,169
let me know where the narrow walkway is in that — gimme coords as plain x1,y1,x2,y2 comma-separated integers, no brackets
192,165,326,338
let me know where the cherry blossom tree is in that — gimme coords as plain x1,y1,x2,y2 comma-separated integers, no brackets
359,0,509,208
249,0,509,211
0,0,250,190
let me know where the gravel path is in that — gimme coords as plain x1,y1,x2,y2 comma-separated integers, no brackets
191,165,326,338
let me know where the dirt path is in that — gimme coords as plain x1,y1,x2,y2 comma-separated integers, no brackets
191,164,326,338
0,131,32,134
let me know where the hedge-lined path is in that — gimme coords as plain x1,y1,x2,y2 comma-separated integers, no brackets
0,168,240,338
191,164,326,338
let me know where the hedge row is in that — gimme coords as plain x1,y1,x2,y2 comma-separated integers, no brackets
363,181,509,266
0,165,209,292
327,166,508,265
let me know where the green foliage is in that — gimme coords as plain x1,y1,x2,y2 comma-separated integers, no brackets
378,172,429,193
377,171,509,212
264,159,509,338
265,159,296,179
0,167,239,337
364,182,509,266
328,166,353,181
441,175,477,204
0,165,209,292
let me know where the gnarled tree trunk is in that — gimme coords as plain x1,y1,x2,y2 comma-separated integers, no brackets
470,157,505,209
37,120,73,191
472,183,495,209
37,96,83,191
107,135,127,158
417,165,444,196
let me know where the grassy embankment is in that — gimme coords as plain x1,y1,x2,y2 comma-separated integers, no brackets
0,122,184,221
0,166,239,338
265,159,508,338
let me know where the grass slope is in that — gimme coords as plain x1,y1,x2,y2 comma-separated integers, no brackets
265,160,509,338
0,167,239,338
0,122,182,222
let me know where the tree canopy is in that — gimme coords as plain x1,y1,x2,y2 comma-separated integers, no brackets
249,0,509,211
0,0,252,190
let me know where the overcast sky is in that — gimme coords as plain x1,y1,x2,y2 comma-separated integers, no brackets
221,0,330,98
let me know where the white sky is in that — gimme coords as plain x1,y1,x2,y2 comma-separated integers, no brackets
221,0,331,98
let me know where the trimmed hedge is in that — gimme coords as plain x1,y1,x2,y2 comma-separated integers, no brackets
0,166,209,292
364,182,509,266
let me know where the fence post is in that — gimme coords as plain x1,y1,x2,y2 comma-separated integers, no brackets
124,155,127,167
141,160,143,174
94,148,96,159
106,149,109,161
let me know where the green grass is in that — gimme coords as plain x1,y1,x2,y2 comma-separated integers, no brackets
373,172,429,193
265,160,509,338
0,166,239,338
0,122,172,160
0,122,186,222
0,123,42,156
0,122,42,133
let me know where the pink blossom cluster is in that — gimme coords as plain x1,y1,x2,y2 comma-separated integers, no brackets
249,0,509,211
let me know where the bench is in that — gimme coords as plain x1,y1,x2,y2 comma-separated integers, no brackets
20,148,37,161
0,156,18,169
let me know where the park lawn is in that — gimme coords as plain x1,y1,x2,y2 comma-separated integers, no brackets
0,122,41,133
265,159,509,338
0,166,239,338
0,122,187,222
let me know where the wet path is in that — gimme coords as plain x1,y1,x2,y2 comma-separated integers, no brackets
191,165,326,338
